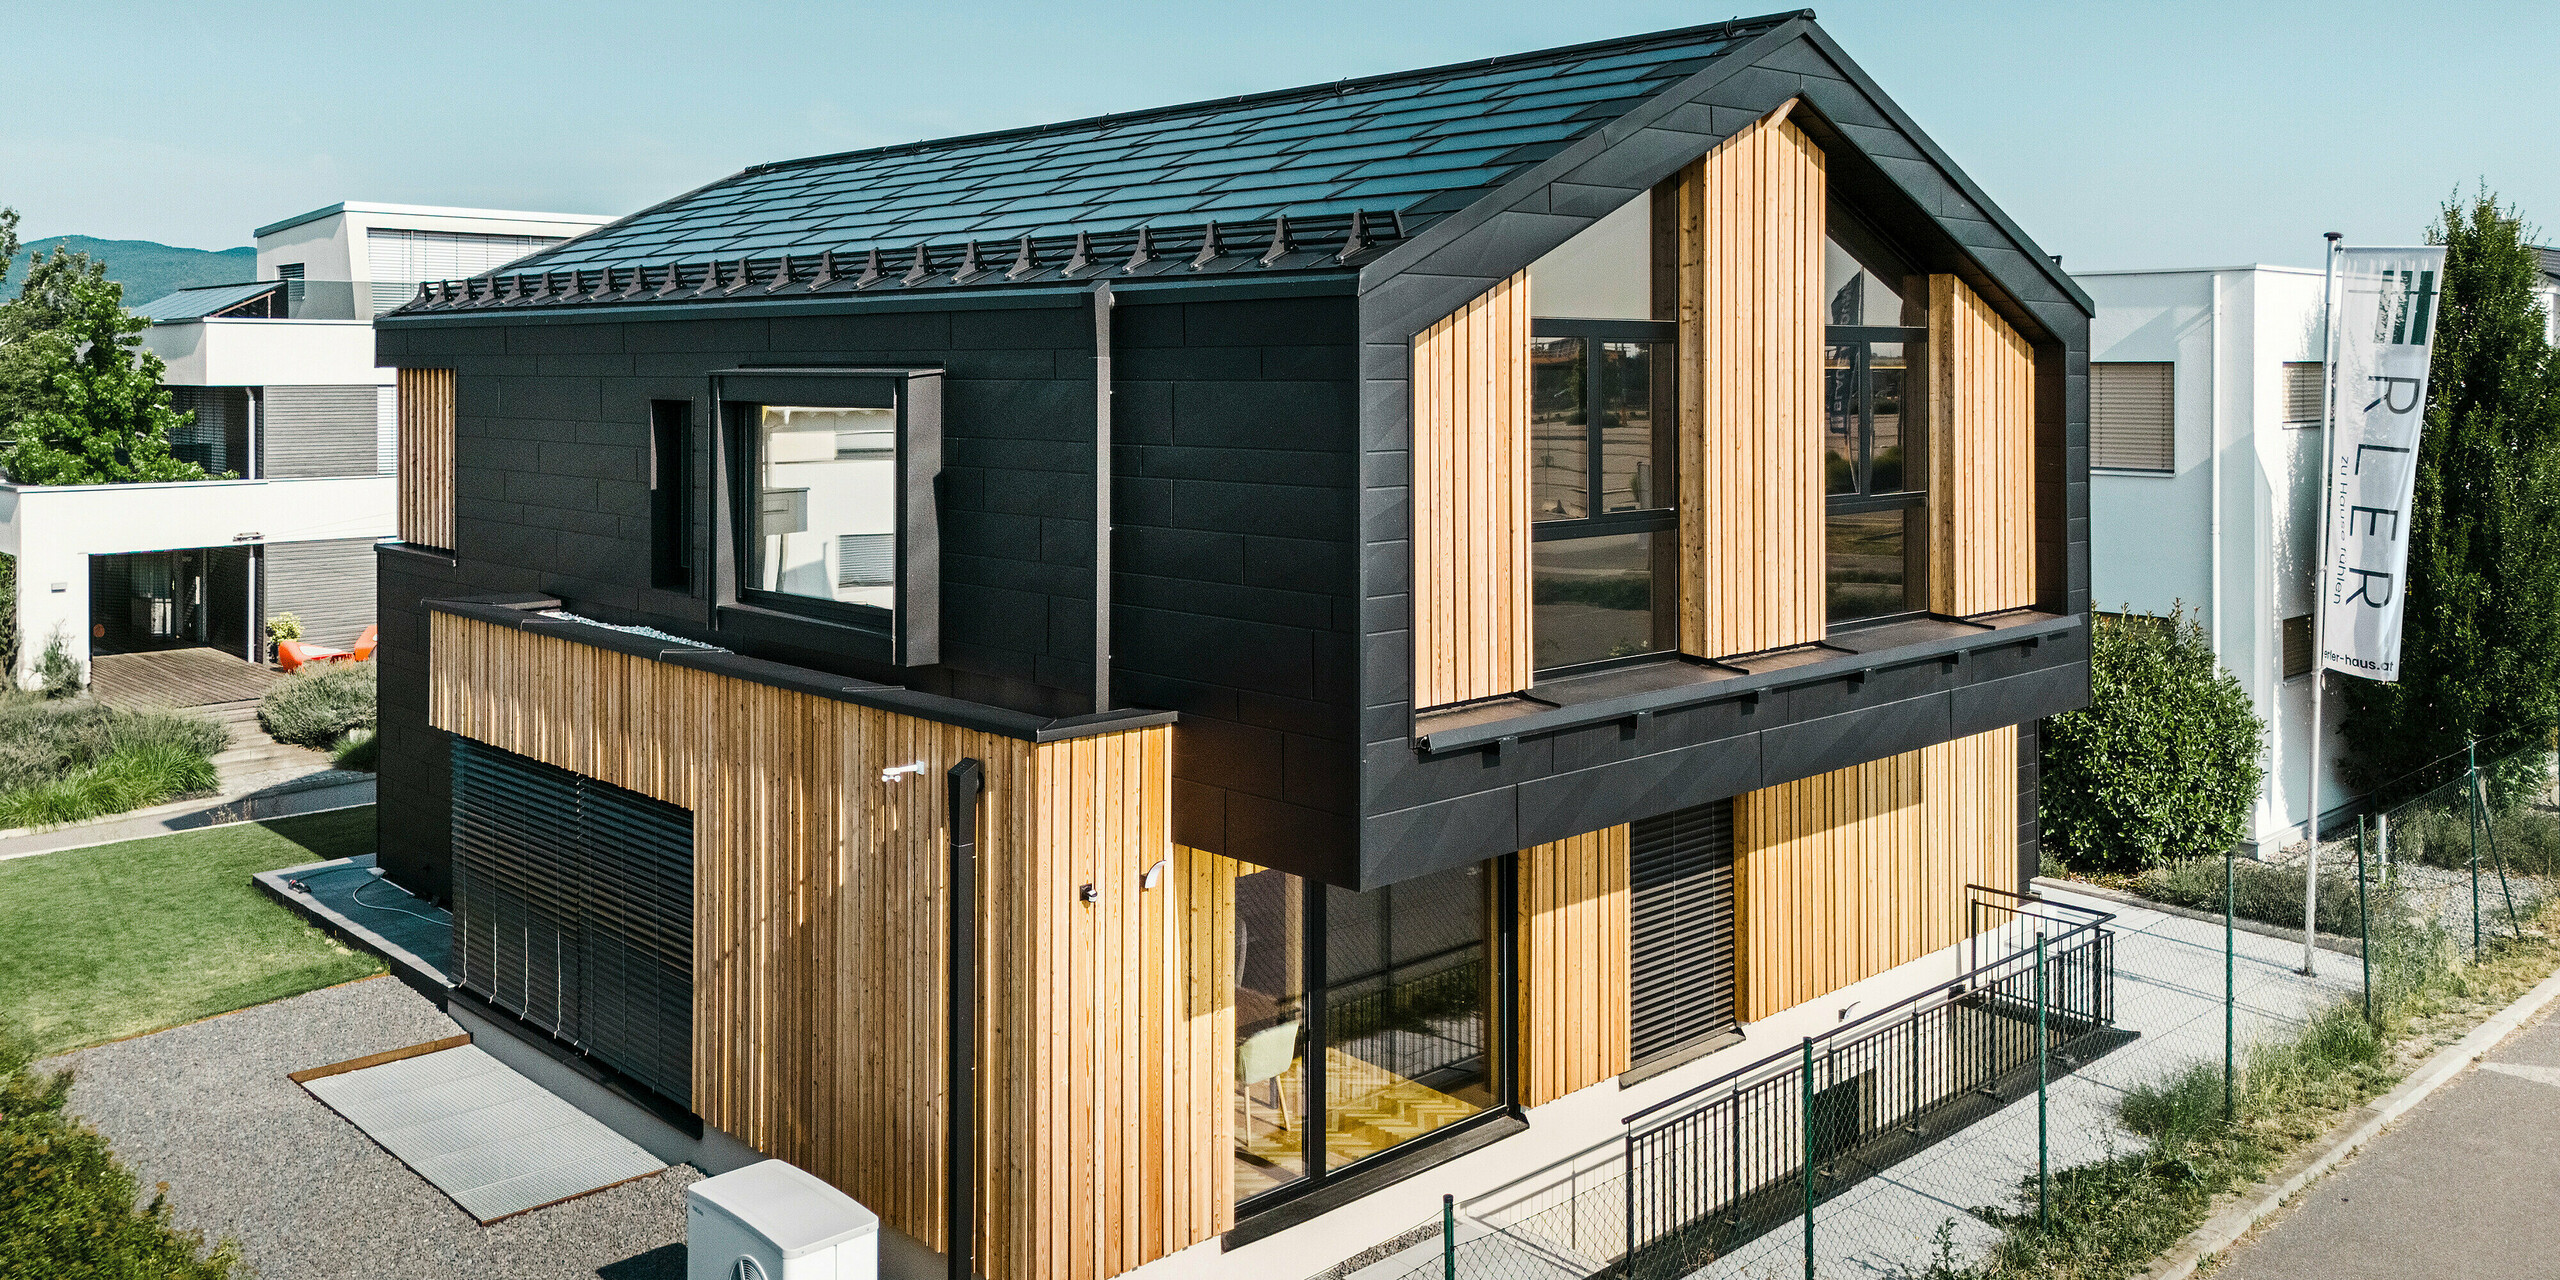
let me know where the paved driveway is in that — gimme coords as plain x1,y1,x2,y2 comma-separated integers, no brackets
41,976,693,1280
2217,1008,2560,1280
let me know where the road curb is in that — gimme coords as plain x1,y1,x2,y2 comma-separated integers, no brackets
2142,963,2560,1280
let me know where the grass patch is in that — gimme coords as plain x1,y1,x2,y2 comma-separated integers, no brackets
257,661,374,750
0,807,384,1056
2129,855,2398,937
0,1023,240,1276
2388,798,2560,877
0,695,226,827
1930,903,2557,1280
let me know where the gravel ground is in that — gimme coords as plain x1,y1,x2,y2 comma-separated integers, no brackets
39,975,693,1280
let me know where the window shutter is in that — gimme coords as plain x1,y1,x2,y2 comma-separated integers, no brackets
2090,362,2173,471
1628,798,1738,1067
2283,614,2314,679
2283,362,2324,427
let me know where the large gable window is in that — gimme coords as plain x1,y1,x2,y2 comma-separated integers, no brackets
1823,209,1929,629
717,369,942,667
1527,197,1678,673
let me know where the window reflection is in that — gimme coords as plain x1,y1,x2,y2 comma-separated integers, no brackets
1534,533,1661,669
1599,342,1669,513
1531,337,1588,520
1870,342,1909,494
1825,345,1858,495
1235,867,1307,1200
754,405,896,613
1827,509,1926,625
1322,863,1497,1171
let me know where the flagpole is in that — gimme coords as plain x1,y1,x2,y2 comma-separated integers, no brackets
2306,230,2344,976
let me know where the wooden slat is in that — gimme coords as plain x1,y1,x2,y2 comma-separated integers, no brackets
1410,271,1534,709
428,614,1211,1280
1928,274,2039,615
1731,726,2020,1019
1673,105,1826,659
1516,826,1631,1106
396,367,454,551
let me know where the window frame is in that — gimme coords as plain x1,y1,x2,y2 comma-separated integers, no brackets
1528,317,1679,676
711,368,942,667
1824,323,1931,630
649,400,693,592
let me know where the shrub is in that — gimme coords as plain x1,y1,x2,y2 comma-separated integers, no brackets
332,728,379,773
34,630,80,699
263,612,302,645
2041,607,2266,874
0,1024,240,1276
0,699,225,827
258,661,374,749
2132,855,2398,937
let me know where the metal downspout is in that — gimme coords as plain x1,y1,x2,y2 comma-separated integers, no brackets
1093,282,1114,713
947,758,984,1280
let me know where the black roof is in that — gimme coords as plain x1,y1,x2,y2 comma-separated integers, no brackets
392,14,1798,314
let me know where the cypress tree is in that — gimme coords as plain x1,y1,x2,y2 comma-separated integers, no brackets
2337,190,2560,798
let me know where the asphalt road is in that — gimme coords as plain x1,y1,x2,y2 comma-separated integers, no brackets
2218,1009,2560,1280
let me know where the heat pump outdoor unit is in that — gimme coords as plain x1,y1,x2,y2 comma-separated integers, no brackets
687,1160,880,1280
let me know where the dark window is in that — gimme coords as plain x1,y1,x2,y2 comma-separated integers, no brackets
1629,800,1738,1072
1531,322,1676,672
1824,217,1930,630
649,401,691,591
2283,613,2313,678
1235,859,1513,1216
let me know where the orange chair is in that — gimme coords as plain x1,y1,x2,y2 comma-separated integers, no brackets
350,625,379,662
277,639,350,672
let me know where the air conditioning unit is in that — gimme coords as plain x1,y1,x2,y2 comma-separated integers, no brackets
687,1160,880,1280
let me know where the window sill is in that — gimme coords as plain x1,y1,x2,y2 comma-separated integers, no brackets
1413,609,2075,756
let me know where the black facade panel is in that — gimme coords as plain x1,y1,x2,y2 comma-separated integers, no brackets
376,543,470,901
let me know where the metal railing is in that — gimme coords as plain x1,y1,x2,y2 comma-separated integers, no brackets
1617,889,2116,1279
1326,949,1489,1086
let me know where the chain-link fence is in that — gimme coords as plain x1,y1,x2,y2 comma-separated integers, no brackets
1314,740,2556,1280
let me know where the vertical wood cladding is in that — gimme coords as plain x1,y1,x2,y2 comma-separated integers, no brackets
1673,104,1827,658
1928,275,2038,616
1409,271,1532,709
428,613,1228,1280
1732,725,2018,1020
397,367,454,550
1517,825,1629,1106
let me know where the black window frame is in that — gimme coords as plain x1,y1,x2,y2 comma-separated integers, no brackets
1529,318,1679,676
710,367,942,668
1824,323,1931,630
648,400,692,592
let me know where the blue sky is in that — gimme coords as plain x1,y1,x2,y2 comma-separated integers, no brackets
6,1,2554,270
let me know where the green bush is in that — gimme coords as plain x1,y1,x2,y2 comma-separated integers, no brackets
257,661,374,749
2132,856,2398,937
263,612,302,645
2041,607,2265,874
0,1025,240,1276
34,630,80,699
332,728,378,773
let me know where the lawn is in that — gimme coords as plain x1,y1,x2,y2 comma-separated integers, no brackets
0,807,385,1056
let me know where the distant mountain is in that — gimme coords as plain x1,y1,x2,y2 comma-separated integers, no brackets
1,236,256,307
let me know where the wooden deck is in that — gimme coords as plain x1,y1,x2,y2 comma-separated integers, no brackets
90,648,281,708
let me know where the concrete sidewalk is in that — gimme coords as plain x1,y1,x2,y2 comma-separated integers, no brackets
2216,1008,2560,1280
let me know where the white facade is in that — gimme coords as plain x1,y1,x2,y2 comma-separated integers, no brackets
2082,265,2350,855
1,202,611,687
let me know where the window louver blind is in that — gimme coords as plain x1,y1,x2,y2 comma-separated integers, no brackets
2283,362,2324,427
1628,798,1737,1067
452,738,695,1105
2090,362,2174,472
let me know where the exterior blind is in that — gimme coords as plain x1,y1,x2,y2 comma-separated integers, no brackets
452,738,695,1106
1628,798,1737,1067
2091,362,2173,471
2283,614,2314,679
2283,362,2324,427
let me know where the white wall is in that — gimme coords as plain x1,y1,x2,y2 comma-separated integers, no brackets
2083,265,2348,855
142,318,384,388
0,477,393,686
254,203,615,287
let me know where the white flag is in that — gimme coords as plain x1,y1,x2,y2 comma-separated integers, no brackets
2319,247,2446,681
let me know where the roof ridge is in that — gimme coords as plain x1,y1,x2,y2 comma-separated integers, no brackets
739,12,1801,178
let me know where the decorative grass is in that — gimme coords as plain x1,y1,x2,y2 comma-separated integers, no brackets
0,807,384,1056
331,728,378,773
2130,855,2398,938
0,696,226,827
256,660,374,750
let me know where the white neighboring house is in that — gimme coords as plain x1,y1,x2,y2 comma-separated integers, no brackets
0,202,613,687
2080,265,2350,856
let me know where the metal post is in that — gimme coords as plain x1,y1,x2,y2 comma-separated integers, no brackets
2036,931,2051,1234
1802,1036,1817,1280
2471,761,2524,940
2470,740,2483,961
2357,817,2372,1025
2304,230,2345,978
2224,844,2236,1122
1443,1193,1458,1280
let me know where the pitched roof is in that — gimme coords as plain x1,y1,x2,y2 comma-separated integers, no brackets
130,280,284,322
391,14,1795,315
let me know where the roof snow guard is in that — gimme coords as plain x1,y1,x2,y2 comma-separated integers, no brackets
390,14,1791,315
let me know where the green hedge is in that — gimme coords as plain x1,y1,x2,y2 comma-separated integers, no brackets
2041,608,2265,874
0,1028,239,1277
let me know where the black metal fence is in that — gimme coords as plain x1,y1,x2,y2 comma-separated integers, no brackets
1327,949,1490,1087
1618,891,2116,1279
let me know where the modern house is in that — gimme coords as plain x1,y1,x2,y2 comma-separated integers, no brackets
0,203,609,686
373,13,2089,1279
2079,265,2345,852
